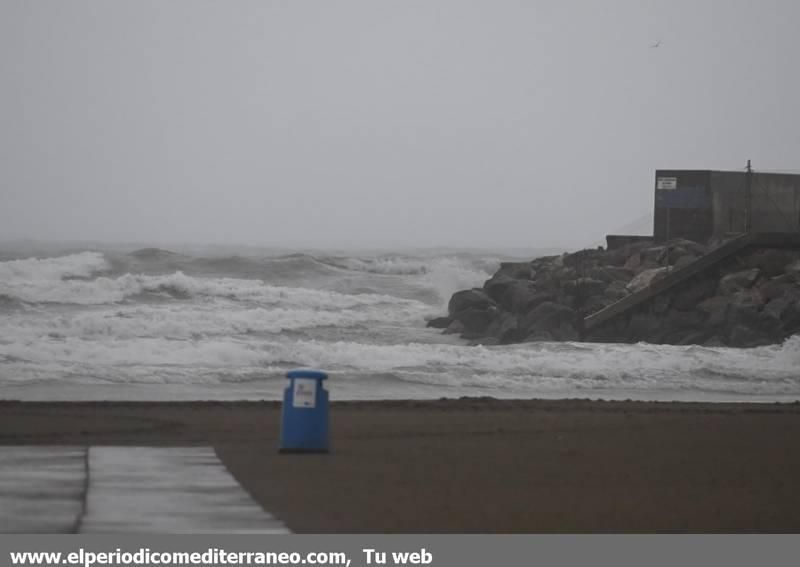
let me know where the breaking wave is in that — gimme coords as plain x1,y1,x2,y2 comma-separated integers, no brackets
1,247,798,402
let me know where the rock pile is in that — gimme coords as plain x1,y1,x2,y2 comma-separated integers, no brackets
429,239,800,348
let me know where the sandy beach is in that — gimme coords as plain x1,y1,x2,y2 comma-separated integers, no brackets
1,398,799,533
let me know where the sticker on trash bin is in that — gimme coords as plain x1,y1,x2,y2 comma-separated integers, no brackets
293,378,317,408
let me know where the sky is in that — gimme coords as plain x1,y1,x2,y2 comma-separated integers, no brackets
1,0,798,250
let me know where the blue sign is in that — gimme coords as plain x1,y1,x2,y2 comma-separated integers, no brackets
279,369,330,453
655,185,711,209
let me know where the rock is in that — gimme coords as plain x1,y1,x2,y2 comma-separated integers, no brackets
627,312,661,341
605,240,654,267
703,335,726,347
524,330,554,342
675,330,714,346
652,294,671,315
455,308,494,337
728,325,773,348
444,319,465,335
493,262,534,281
781,300,800,330
718,268,760,295
426,316,452,329
562,277,606,297
764,296,793,321
670,238,708,255
727,293,783,338
664,309,703,331
448,289,494,316
787,260,800,282
623,252,641,271
698,296,731,327
626,267,669,293
553,322,580,341
642,246,669,265
484,276,542,313
581,295,616,315
587,266,633,283
485,312,520,344
756,276,795,302
673,254,698,270
672,278,718,311
743,249,796,278
605,280,629,299
521,302,576,334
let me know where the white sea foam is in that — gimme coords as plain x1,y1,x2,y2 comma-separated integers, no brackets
2,248,798,402
2,329,798,398
0,252,109,283
0,254,426,307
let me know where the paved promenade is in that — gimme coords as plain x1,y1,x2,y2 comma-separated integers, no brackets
0,447,288,534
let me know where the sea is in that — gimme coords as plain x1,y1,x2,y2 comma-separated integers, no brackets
1,241,798,403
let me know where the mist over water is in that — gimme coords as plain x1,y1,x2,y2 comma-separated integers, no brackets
1,242,799,402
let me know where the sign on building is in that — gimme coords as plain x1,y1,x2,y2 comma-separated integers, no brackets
657,177,678,190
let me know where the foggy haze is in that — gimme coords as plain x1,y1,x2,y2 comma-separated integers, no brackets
1,0,798,250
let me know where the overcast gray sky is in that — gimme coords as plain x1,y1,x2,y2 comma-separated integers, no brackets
1,0,798,250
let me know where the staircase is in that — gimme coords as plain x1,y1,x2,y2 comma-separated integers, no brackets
583,232,800,333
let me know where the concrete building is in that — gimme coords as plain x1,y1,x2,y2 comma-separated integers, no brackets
653,169,800,243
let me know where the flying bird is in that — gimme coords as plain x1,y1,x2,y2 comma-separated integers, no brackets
650,40,662,48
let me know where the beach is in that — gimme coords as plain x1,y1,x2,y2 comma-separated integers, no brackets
2,398,799,533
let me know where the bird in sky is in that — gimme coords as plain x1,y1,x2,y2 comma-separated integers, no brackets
650,40,662,48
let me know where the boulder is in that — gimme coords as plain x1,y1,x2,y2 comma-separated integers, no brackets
697,295,731,327
743,249,796,278
552,322,580,341
626,267,669,293
521,302,576,334
444,319,465,335
493,262,534,281
562,277,606,297
756,276,795,302
673,254,699,270
605,240,655,267
642,246,669,265
764,296,793,321
626,312,661,341
448,289,494,316
485,312,521,344
524,330,554,342
674,329,715,346
703,335,726,347
666,238,707,253
623,252,642,271
484,276,544,313
588,266,633,283
454,308,494,337
652,294,671,315
726,293,784,339
672,278,718,311
781,300,800,330
718,268,760,295
581,295,616,315
728,325,773,348
787,260,800,282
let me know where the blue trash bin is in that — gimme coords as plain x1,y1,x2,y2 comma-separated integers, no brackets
279,369,329,453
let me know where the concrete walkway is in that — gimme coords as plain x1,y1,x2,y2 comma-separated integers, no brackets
0,447,288,534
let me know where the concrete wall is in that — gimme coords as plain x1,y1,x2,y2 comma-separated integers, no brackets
710,171,746,235
751,173,800,232
653,170,713,243
711,172,800,236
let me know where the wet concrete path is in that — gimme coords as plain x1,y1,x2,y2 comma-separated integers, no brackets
0,447,288,533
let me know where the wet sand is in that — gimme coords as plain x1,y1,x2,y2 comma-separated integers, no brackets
1,398,799,533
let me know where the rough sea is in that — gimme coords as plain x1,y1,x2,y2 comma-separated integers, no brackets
1,242,798,402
